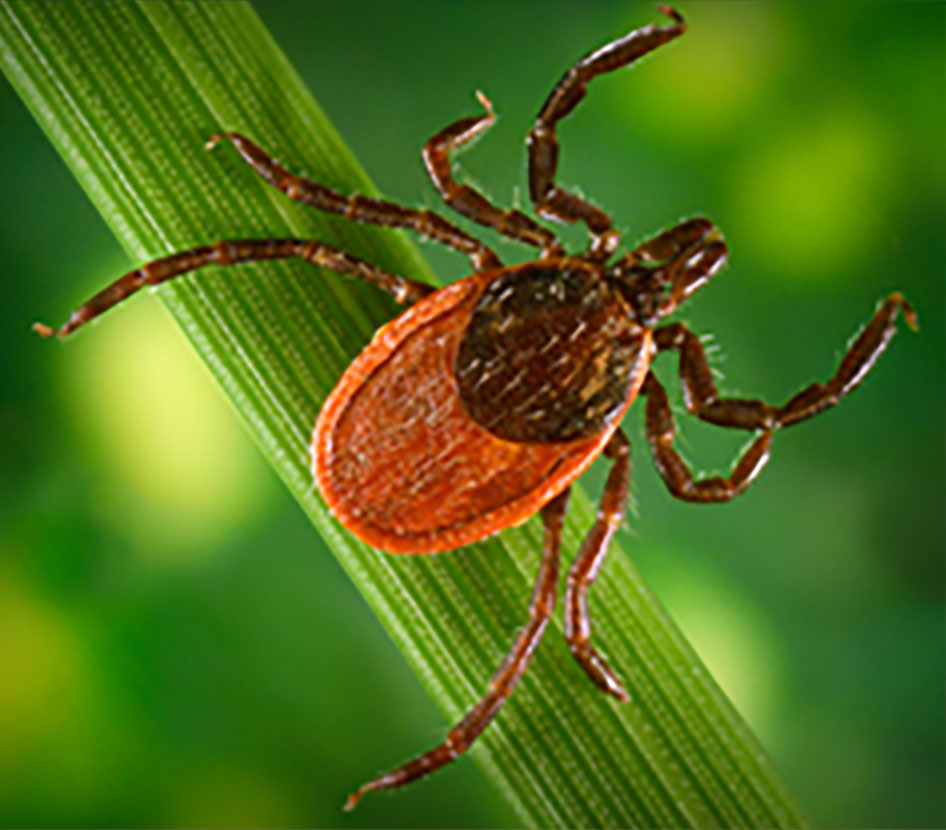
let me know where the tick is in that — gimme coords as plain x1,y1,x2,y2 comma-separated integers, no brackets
35,5,916,810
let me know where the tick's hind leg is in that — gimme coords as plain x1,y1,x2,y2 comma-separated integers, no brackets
643,371,773,503
422,92,563,258
643,293,916,503
564,429,630,701
528,5,686,260
654,293,918,433
207,132,502,271
33,239,433,339
344,489,569,811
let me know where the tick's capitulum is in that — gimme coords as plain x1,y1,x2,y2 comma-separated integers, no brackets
35,4,916,810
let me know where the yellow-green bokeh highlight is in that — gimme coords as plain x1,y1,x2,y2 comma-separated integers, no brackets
0,562,87,778
61,299,273,560
654,550,784,736
732,109,893,282
619,2,786,144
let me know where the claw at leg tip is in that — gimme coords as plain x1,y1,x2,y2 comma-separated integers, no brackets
608,680,631,704
343,788,365,812
903,303,919,333
891,292,919,332
204,132,224,151
32,321,57,339
656,4,685,26
475,89,494,115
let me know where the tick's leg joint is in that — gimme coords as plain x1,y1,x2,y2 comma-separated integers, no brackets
644,371,773,503
646,292,915,502
528,6,686,261
422,92,564,257
343,489,570,810
208,130,503,272
563,428,631,702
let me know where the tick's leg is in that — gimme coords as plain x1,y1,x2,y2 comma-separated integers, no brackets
564,429,630,702
654,292,918,433
529,5,686,260
624,217,719,267
422,92,563,258
643,371,772,503
610,218,729,321
207,132,502,271
643,293,917,503
33,239,433,339
344,489,569,811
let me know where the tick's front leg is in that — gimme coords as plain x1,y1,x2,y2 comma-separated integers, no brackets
33,239,433,339
207,131,502,272
528,5,686,260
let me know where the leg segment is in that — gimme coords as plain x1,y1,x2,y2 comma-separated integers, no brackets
653,292,918,433
623,217,719,268
528,5,686,260
643,372,772,503
643,293,916,503
207,131,502,271
422,92,563,258
564,429,631,702
344,488,570,811
33,239,433,339
610,218,729,323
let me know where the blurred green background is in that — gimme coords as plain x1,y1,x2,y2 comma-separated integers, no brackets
1,2,943,827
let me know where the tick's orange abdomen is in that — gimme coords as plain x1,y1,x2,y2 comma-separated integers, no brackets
313,270,652,553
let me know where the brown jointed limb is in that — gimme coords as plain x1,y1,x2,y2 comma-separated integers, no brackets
528,5,686,260
206,131,503,271
343,488,570,811
656,231,728,319
643,372,772,503
564,429,630,702
422,92,563,258
611,218,729,324
653,292,918,433
623,217,718,267
32,239,433,339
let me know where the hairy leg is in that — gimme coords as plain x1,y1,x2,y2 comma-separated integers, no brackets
34,238,433,339
528,6,686,260
207,131,502,271
564,429,631,700
344,488,570,811
422,92,563,258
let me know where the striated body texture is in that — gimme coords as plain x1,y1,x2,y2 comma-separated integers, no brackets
313,266,651,554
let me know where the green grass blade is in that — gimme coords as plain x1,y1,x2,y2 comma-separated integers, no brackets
0,1,808,826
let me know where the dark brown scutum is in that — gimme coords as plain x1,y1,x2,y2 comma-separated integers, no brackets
315,272,620,552
33,2,918,812
456,263,646,443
